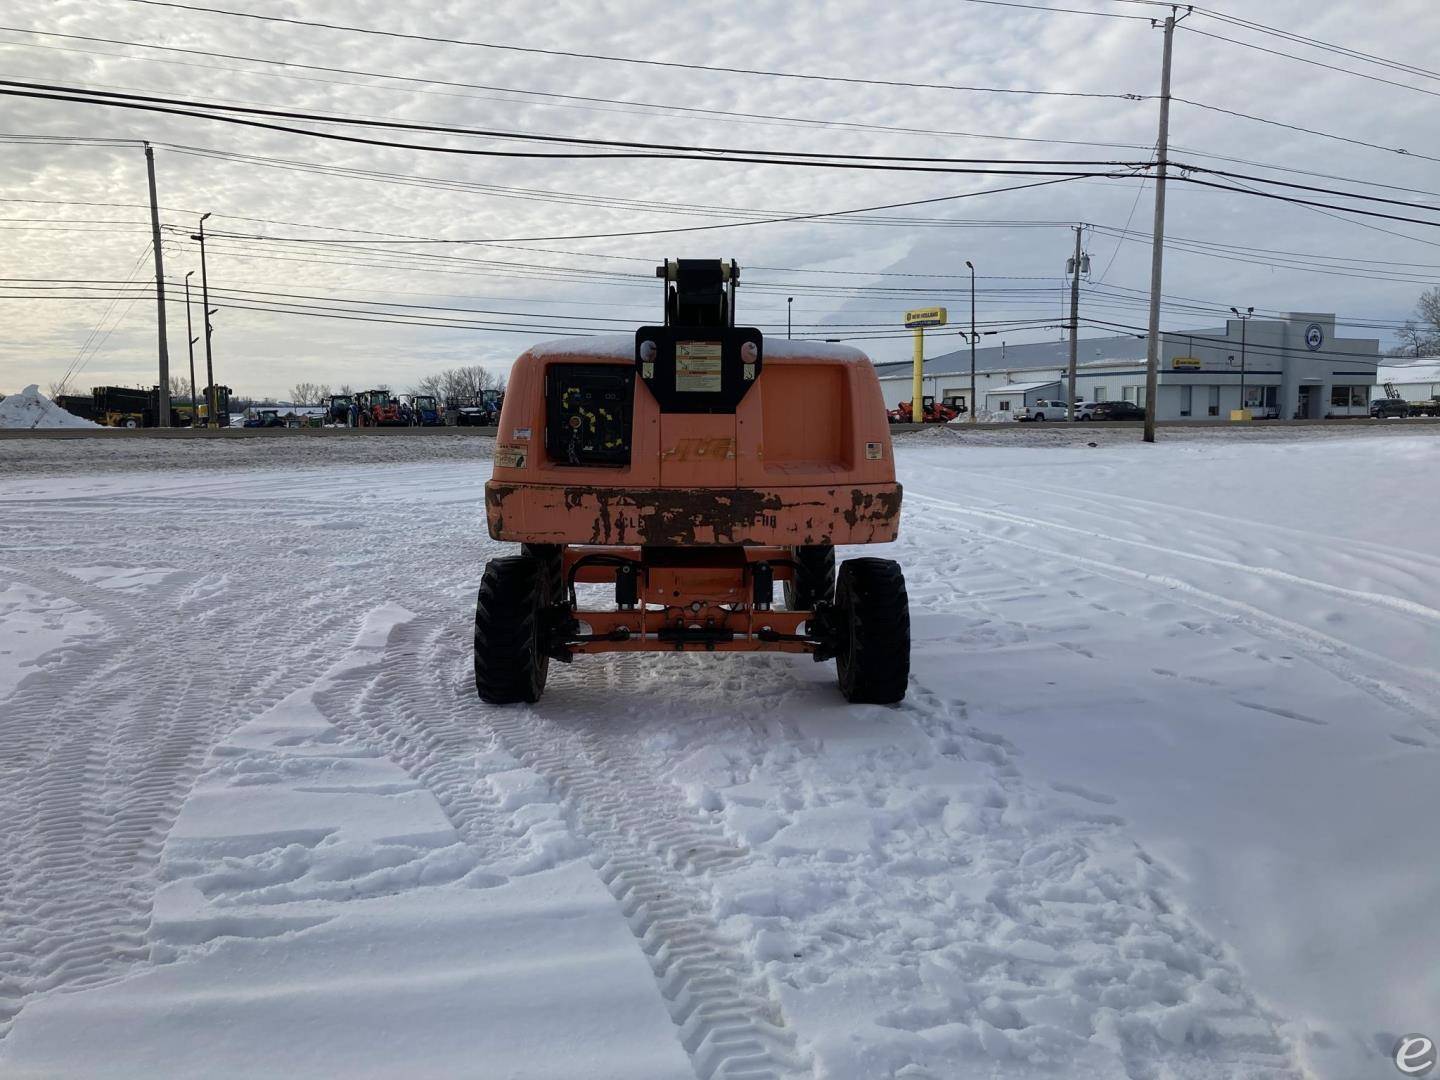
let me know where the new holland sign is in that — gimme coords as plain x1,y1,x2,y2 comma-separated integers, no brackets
904,307,948,329
1171,356,1203,370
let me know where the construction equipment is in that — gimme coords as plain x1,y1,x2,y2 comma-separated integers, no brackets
242,408,285,429
477,258,909,705
196,385,232,428
355,389,404,427
888,395,960,424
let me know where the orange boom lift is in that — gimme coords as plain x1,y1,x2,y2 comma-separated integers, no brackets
477,259,909,704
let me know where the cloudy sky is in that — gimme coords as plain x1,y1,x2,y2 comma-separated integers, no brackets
2,0,1437,398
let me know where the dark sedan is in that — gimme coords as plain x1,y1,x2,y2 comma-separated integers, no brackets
1089,401,1147,421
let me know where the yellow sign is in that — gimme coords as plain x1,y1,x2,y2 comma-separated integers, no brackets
904,306,948,329
1171,356,1202,370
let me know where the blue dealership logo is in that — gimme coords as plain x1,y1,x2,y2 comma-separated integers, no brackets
1305,323,1324,351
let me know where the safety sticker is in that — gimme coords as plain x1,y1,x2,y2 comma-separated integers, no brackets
676,341,723,392
494,446,527,469
864,441,883,460
511,426,531,442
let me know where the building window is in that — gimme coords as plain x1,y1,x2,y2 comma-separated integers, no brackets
1351,386,1368,407
1330,385,1350,407
1179,385,1192,417
1093,386,1107,402
998,400,1010,412
1122,386,1146,406
1208,386,1220,417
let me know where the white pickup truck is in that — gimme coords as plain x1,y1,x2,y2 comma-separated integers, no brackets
1014,399,1096,421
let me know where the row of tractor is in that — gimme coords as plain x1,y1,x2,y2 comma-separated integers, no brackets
320,389,505,428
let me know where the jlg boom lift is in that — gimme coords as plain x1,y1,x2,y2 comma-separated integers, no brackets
477,259,910,704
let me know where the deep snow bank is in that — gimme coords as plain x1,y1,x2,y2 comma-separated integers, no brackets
0,385,99,429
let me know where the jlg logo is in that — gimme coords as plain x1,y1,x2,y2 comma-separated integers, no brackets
668,438,735,461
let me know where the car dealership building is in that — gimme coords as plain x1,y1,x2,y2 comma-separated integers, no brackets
873,312,1380,420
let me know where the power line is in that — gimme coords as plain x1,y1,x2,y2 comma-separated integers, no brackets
0,26,1158,153
119,0,1149,100
1178,24,1440,99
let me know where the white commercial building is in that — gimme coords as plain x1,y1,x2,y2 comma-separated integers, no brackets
1375,359,1440,401
874,312,1379,420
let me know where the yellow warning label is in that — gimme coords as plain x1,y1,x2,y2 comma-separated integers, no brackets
494,445,527,469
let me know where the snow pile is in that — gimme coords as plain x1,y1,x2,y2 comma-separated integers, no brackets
0,385,99,429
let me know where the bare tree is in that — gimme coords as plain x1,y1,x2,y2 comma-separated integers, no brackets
46,379,71,400
1389,288,1440,357
288,381,331,405
168,374,193,403
336,383,353,397
410,373,446,400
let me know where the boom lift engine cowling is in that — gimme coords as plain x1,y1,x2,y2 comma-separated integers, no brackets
477,259,910,704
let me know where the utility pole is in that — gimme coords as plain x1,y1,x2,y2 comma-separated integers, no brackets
192,213,217,427
1142,6,1188,443
144,143,171,427
185,271,198,426
966,260,977,422
787,296,793,339
1066,226,1086,422
1230,305,1253,417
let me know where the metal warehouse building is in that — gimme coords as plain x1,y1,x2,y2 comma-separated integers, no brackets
1376,359,1440,401
873,312,1379,420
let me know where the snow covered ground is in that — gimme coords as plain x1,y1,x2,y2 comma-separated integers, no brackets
0,428,1435,1079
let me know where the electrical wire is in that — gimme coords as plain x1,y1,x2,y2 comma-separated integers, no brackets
118,0,1150,100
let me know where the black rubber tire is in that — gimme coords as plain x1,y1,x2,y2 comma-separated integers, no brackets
1034,413,1047,421
783,545,836,611
521,543,565,604
474,555,550,704
834,558,910,705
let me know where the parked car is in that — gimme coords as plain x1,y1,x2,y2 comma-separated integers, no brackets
1014,399,1086,422
1089,401,1147,421
1369,399,1410,419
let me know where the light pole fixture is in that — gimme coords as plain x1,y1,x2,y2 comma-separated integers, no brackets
965,261,977,422
1230,305,1254,417
787,296,793,340
184,270,198,426
191,213,217,427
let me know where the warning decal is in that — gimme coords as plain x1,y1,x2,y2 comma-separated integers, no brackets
675,341,724,393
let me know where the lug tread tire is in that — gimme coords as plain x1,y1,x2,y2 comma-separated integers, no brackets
784,545,836,611
521,543,565,603
474,555,549,704
835,558,910,705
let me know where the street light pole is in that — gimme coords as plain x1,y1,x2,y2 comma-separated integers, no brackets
184,271,198,426
965,260,977,422
1230,305,1254,417
191,213,217,427
787,296,793,339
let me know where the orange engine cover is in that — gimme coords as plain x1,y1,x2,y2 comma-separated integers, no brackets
485,336,902,547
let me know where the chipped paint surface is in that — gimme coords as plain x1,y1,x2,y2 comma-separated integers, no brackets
486,482,902,546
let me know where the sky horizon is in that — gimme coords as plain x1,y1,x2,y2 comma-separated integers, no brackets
2,0,1437,398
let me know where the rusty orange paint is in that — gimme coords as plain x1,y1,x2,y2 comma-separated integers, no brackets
487,341,901,548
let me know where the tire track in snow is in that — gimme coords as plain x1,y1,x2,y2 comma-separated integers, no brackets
906,491,1440,629
481,655,811,1080
0,546,355,1039
904,494,1440,729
